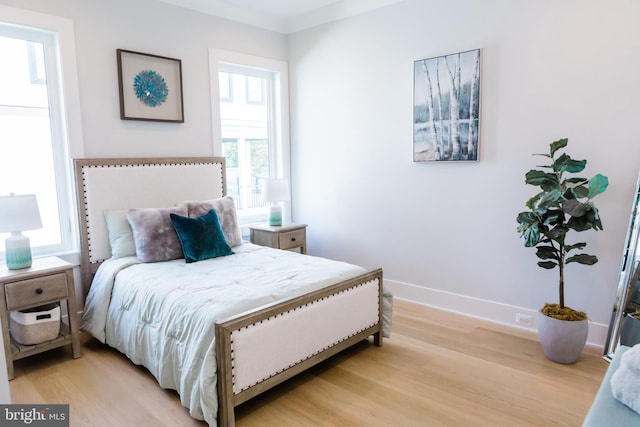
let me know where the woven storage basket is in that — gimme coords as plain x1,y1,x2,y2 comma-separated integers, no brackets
9,303,60,345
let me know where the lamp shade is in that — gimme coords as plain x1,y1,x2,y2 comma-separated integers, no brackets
0,194,42,233
263,179,291,203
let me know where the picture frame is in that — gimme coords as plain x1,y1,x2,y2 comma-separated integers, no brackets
413,48,481,162
117,49,184,123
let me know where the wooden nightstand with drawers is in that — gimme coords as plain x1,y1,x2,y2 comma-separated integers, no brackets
0,257,81,379
249,223,308,254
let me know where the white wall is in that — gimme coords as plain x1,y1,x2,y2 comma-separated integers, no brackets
288,0,640,345
0,0,288,157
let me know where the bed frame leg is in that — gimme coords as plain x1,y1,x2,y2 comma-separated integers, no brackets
373,331,382,347
218,398,235,427
217,322,236,427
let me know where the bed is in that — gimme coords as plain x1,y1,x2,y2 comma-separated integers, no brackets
74,157,390,426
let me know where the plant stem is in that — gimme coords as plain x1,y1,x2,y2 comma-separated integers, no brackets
549,237,565,309
555,168,566,309
559,253,565,309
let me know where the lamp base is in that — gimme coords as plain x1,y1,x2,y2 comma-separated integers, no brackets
5,232,33,270
268,205,283,226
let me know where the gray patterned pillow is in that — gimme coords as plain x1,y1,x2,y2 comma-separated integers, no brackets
182,196,243,247
127,205,188,262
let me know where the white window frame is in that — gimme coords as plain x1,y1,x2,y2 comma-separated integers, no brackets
0,6,84,264
209,49,290,225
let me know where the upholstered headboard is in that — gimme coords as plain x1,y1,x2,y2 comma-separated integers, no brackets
74,157,226,291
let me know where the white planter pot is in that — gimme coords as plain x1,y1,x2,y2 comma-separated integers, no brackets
538,311,588,364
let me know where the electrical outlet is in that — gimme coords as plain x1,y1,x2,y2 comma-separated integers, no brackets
515,313,532,326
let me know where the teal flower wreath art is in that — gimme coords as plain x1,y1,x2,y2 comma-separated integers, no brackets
133,70,168,107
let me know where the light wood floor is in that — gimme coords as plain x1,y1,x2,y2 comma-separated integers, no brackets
9,300,608,426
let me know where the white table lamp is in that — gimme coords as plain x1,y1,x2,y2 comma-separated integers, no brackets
263,179,290,226
0,194,42,270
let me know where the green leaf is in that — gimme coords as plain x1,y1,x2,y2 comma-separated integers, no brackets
516,214,542,247
563,199,590,217
525,170,557,188
535,164,554,169
566,216,594,231
566,254,598,265
516,211,537,225
549,138,568,157
570,185,589,199
522,226,540,247
587,174,609,198
546,225,568,240
541,210,562,226
537,189,563,209
565,242,587,252
525,193,542,210
554,153,586,174
567,207,603,231
537,261,558,269
536,245,559,260
590,206,604,230
565,177,588,184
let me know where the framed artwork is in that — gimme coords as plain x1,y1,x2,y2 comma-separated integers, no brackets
117,49,184,122
413,48,481,162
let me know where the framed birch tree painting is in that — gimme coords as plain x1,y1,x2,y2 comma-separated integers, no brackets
413,49,481,162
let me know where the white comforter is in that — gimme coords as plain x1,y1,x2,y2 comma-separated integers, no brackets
81,243,379,425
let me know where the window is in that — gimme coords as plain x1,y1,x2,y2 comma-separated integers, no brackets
209,49,290,224
219,72,233,102
0,7,83,261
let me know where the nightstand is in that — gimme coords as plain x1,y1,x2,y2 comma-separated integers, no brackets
0,257,81,379
250,223,308,254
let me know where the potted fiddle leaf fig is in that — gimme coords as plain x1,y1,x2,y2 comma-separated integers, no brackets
516,138,608,364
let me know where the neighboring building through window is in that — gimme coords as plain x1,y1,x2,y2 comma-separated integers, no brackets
0,8,83,261
245,75,264,104
209,49,290,224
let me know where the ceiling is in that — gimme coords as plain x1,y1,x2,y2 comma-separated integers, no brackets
215,0,344,18
153,0,404,33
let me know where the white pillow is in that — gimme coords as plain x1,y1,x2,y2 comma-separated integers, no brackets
103,210,136,258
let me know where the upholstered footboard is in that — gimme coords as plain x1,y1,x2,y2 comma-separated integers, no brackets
215,268,383,426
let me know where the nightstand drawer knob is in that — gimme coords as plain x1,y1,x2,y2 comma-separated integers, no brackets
291,237,296,242
35,288,43,294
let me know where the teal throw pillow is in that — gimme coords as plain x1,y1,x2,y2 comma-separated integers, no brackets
170,209,234,263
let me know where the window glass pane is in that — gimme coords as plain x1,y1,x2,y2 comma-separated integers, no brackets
219,72,232,102
0,37,47,107
248,139,268,209
218,69,271,217
245,75,264,104
0,33,65,252
222,138,240,209
222,138,238,167
249,139,268,178
27,41,46,84
0,114,60,247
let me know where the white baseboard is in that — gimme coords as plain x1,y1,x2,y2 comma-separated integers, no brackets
385,279,608,348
